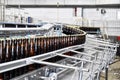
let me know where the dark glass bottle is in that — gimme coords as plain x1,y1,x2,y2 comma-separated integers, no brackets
20,39,24,58
63,36,65,48
57,37,60,49
30,39,35,57
67,36,69,47
69,36,71,46
14,68,20,77
64,36,66,48
13,39,17,60
58,37,61,49
51,37,54,51
9,40,12,61
11,39,15,60
48,37,50,52
3,71,10,80
25,39,28,58
22,39,26,58
5,40,11,62
49,37,51,51
67,36,70,47
54,37,56,50
56,37,59,49
10,40,14,60
0,40,2,63
74,36,77,45
28,38,31,57
34,38,38,55
9,69,15,79
18,39,21,59
37,38,41,54
55,37,57,50
16,39,19,59
61,37,63,48
0,73,3,80
19,67,24,75
49,37,52,52
1,40,5,63
40,37,44,54
0,41,6,80
28,64,35,72
59,36,62,49
45,37,48,53
72,36,74,46
65,36,67,47
64,36,66,47
47,37,50,52
44,37,47,53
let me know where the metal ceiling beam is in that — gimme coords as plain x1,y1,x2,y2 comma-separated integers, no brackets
6,4,120,8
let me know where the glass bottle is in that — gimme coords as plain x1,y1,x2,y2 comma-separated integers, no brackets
34,38,38,55
30,38,35,57
25,39,28,58
0,40,2,63
37,38,41,54
40,37,44,54
5,40,11,62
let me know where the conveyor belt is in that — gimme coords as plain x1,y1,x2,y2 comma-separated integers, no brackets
0,25,86,80
0,25,86,63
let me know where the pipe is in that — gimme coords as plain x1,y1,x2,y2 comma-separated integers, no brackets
57,54,100,64
31,59,88,72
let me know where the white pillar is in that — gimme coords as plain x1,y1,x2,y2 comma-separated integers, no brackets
0,0,5,22
0,0,2,21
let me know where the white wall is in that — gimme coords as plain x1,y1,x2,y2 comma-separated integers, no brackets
83,8,120,27
25,8,74,23
83,8,120,36
5,8,83,24
97,0,120,4
83,8,118,21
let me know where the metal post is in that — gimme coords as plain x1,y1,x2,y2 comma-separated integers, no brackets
105,67,108,80
78,61,84,80
96,72,101,80
81,8,84,27
3,0,5,22
0,0,2,21
98,72,101,80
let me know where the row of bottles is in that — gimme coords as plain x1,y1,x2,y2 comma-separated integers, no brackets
0,36,83,63
62,26,82,35
0,35,85,80
0,63,44,80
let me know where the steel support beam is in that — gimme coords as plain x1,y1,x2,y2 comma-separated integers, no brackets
105,67,108,80
57,54,100,64
30,59,88,72
6,4,120,8
81,8,84,27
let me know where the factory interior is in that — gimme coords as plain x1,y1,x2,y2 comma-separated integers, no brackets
0,0,120,80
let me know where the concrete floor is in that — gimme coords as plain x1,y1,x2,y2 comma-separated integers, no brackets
100,56,120,80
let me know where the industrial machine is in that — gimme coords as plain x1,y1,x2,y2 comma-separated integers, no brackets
0,23,118,80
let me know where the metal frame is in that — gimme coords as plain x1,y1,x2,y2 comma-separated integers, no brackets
0,36,118,80
0,44,84,73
